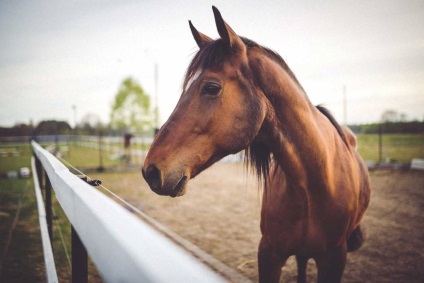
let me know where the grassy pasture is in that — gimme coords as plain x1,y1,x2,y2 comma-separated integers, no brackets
0,143,32,173
356,134,424,162
57,141,146,169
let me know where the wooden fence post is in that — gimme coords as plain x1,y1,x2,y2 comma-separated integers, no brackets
378,124,383,162
44,171,53,245
72,226,88,283
34,154,43,192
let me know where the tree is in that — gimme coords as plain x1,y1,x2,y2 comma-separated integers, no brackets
110,77,153,133
79,112,103,135
381,110,398,123
35,120,72,135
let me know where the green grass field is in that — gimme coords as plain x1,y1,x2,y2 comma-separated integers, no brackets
356,134,424,162
62,144,124,168
0,143,32,173
51,141,146,169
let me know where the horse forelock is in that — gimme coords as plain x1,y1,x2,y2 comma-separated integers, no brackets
183,39,227,91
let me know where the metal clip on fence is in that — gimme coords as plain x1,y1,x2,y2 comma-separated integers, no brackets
77,175,102,186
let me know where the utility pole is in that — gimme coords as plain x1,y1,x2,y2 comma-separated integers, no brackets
72,105,77,145
343,85,347,125
72,105,77,129
98,129,104,172
154,63,160,136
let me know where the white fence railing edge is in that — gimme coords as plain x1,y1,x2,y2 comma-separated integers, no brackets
31,141,226,283
31,157,59,283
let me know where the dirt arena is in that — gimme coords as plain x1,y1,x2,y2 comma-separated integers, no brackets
101,163,424,282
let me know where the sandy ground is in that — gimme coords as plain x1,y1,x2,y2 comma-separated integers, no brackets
100,163,424,282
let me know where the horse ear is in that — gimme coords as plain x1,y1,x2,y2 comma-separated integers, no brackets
212,6,244,51
189,20,212,48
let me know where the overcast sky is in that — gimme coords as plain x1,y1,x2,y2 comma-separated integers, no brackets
0,0,423,128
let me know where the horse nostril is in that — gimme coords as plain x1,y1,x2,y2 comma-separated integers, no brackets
144,164,162,191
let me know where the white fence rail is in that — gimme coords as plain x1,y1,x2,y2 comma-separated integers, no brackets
31,157,58,283
31,141,226,283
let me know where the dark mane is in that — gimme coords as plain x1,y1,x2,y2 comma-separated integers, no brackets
184,38,347,184
245,105,349,186
243,38,306,94
244,141,272,187
316,105,348,146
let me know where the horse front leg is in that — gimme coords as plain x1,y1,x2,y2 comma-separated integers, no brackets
315,243,347,283
258,236,287,283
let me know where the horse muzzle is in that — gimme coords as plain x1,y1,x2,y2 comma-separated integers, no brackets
142,164,190,197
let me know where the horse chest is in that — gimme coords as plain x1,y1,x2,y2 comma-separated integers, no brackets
260,189,307,249
260,186,351,254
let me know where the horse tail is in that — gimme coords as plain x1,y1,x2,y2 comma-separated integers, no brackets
347,225,367,252
341,126,358,149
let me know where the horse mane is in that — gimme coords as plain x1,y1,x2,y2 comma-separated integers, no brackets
184,37,348,184
316,105,348,146
244,141,272,186
244,106,349,186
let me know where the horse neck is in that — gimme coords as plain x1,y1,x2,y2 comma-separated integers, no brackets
250,52,332,188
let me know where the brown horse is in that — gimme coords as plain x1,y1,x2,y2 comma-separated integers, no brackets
143,6,370,283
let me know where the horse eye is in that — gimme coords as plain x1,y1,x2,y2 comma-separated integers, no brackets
201,83,221,96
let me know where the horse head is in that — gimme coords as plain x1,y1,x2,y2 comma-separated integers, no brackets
142,7,267,197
